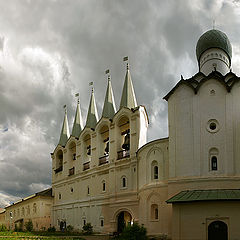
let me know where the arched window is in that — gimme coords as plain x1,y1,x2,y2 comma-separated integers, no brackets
27,205,30,215
121,176,127,188
209,148,219,171
69,142,76,160
102,180,106,192
55,150,63,173
33,203,37,213
211,156,217,171
83,134,91,171
151,161,159,180
117,116,130,159
22,207,25,216
84,135,91,156
151,204,158,220
154,166,158,179
99,125,109,165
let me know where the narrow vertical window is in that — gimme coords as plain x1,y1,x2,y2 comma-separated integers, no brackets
151,204,159,220
87,186,90,195
211,156,217,171
155,208,158,220
102,181,106,192
154,166,158,179
122,177,126,188
100,219,104,227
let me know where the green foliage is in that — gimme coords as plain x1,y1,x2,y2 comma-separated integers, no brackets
82,222,93,235
66,225,74,232
118,223,147,240
24,220,33,232
47,226,56,232
0,224,7,232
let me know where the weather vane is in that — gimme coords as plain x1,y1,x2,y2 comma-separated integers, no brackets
105,69,110,81
63,104,67,113
123,56,129,70
75,93,79,103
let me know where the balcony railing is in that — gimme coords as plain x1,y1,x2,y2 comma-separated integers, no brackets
117,150,130,160
83,161,90,171
99,155,109,166
69,167,75,176
54,166,63,174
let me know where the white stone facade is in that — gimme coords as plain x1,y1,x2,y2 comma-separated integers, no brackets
51,29,240,239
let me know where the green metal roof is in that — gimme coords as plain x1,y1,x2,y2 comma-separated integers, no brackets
102,76,116,119
58,110,70,146
72,101,83,137
196,29,232,61
120,65,137,109
166,189,240,204
85,88,99,129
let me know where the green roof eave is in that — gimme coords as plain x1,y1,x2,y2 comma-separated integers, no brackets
166,189,240,204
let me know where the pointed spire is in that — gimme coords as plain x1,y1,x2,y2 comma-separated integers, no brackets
59,106,70,146
102,73,116,119
72,95,83,138
120,61,137,109
85,86,99,129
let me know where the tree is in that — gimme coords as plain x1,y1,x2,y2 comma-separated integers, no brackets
24,220,33,232
82,223,93,235
119,223,147,240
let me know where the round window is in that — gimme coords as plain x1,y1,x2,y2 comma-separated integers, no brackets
207,119,219,133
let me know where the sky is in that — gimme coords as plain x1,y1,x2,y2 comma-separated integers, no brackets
1,0,240,207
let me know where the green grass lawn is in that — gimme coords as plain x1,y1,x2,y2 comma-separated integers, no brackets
0,231,85,240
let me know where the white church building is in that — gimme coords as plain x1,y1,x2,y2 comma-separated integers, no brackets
51,29,240,240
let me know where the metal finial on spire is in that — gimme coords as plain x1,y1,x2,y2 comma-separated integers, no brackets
89,81,94,92
105,69,111,81
75,93,80,104
123,56,129,70
63,104,67,113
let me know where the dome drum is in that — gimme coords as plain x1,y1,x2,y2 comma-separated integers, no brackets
199,48,230,75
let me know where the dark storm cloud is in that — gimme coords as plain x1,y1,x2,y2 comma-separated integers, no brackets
1,0,240,207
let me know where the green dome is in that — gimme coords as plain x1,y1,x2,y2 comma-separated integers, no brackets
196,29,232,61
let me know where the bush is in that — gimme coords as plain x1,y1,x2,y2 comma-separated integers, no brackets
24,220,33,232
82,223,93,235
118,223,147,240
0,224,7,231
66,224,74,232
47,226,56,232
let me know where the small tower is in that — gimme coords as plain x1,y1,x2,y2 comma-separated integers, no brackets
102,73,116,119
85,86,99,130
58,106,70,147
72,94,83,138
196,29,232,75
120,59,137,109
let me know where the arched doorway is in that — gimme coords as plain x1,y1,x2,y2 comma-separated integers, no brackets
117,211,132,233
208,221,228,240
